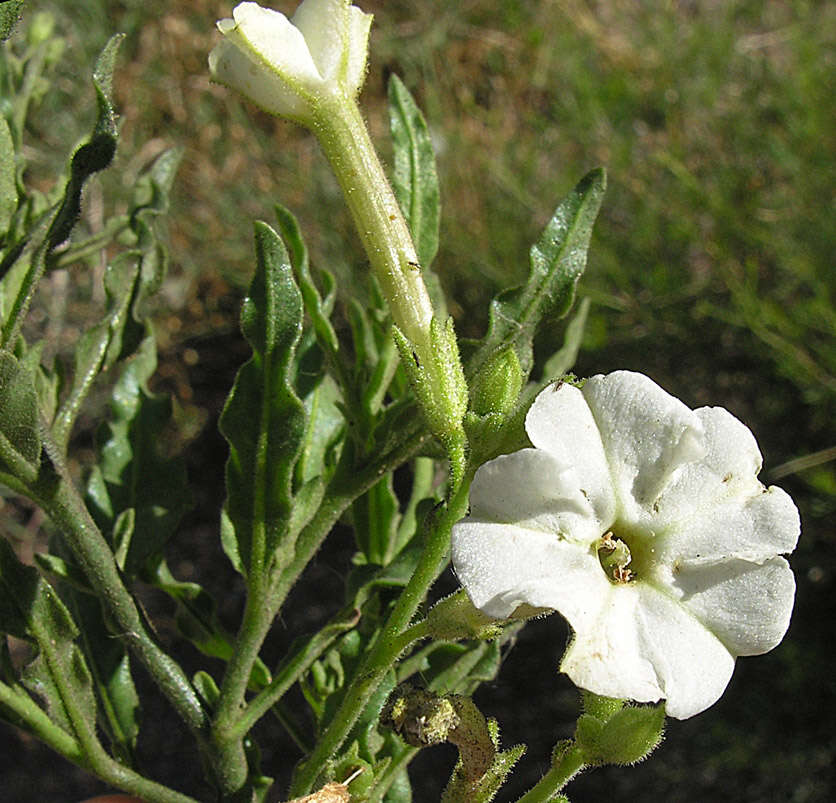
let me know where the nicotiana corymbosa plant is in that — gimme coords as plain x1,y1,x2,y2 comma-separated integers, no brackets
0,1,799,802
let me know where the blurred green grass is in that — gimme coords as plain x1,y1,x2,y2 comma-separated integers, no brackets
5,0,835,800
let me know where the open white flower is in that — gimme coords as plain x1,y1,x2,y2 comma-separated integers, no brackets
208,0,372,122
452,371,800,718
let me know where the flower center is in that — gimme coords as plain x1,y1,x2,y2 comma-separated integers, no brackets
597,532,635,584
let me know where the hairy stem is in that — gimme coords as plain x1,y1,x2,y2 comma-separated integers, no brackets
289,481,470,796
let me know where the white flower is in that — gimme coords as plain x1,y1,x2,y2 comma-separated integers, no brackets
208,0,372,122
451,371,800,719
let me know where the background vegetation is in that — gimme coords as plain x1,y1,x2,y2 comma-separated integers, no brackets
2,0,834,800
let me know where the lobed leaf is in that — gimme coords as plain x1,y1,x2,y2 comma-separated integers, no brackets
219,221,306,578
85,336,190,577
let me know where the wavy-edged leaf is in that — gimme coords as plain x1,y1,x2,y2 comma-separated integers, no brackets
85,335,190,577
352,474,400,566
65,581,140,761
0,539,97,738
388,75,441,274
274,203,338,357
0,35,123,348
468,168,606,378
0,349,41,472
0,117,16,236
51,255,139,451
151,560,271,690
220,221,306,578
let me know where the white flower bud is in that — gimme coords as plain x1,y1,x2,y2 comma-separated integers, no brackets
209,0,372,123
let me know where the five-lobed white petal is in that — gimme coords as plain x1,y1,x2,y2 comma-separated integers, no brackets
451,370,800,719
209,1,372,122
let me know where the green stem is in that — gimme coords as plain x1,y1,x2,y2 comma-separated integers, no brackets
270,424,428,613
50,214,131,269
0,679,85,765
230,608,359,742
515,744,586,803
32,616,200,803
31,443,208,737
312,97,434,354
289,481,470,796
210,428,429,795
211,578,272,795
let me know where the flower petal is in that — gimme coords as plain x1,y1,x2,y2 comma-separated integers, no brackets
561,584,736,718
292,0,348,83
469,448,602,545
344,4,372,94
525,382,616,528
451,521,610,620
580,371,706,525
655,484,800,568
672,556,796,655
652,406,764,527
208,38,304,118
232,3,321,84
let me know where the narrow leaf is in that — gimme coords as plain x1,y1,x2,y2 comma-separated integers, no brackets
0,35,123,349
388,74,444,309
86,336,190,577
219,221,306,577
51,255,139,451
0,349,41,471
469,168,606,378
46,34,123,251
0,117,16,235
0,539,97,737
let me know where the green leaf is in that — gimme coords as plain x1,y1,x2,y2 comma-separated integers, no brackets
0,539,97,737
274,203,339,357
128,147,183,324
46,33,122,252
51,255,139,451
468,168,606,378
0,349,41,471
0,1,25,42
388,75,441,272
540,296,591,381
64,582,140,761
152,560,271,691
219,221,306,578
0,117,16,235
352,474,400,565
86,336,190,577
0,35,123,350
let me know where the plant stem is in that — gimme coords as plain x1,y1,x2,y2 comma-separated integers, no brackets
32,444,208,737
515,744,586,803
0,679,85,764
230,608,359,742
289,481,470,796
210,581,273,794
33,614,200,803
312,97,434,354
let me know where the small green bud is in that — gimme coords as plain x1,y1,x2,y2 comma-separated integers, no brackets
575,702,665,766
27,12,55,46
470,347,522,417
425,590,503,641
393,317,468,470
